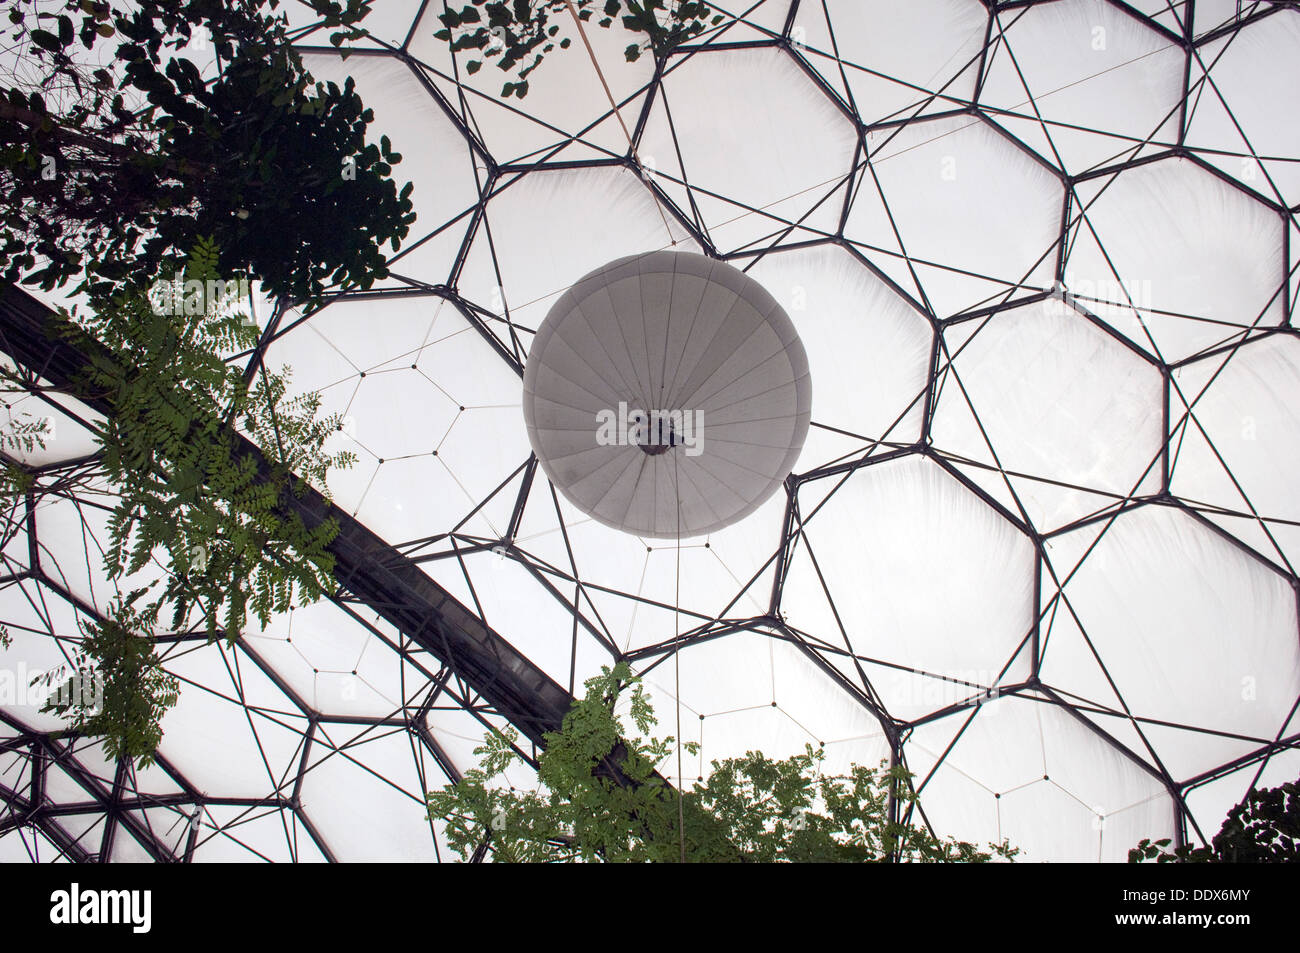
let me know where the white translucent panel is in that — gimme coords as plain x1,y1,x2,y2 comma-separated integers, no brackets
301,726,441,861
243,601,402,720
350,649,439,721
848,115,1063,318
27,496,111,610
49,812,107,856
1169,336,1300,571
640,48,856,252
0,513,30,575
1040,505,1300,780
864,661,1022,724
424,705,539,792
908,694,1172,861
1122,0,1186,35
409,3,654,163
0,749,30,799
126,753,186,799
685,489,787,613
41,763,95,805
0,390,101,468
421,551,608,693
1186,13,1300,206
524,251,811,537
122,805,190,858
726,0,792,35
330,0,423,49
749,245,932,453
784,455,1036,690
59,737,117,790
510,466,788,638
1065,157,1284,362
190,805,327,863
27,488,171,620
434,405,532,516
156,644,311,797
933,297,1164,531
632,633,888,779
0,826,66,863
108,828,154,863
414,306,526,409
0,584,88,733
1193,0,1253,38
343,456,491,544
793,0,986,123
270,296,453,383
511,487,669,646
340,368,461,459
982,0,1184,174
910,750,1006,854
998,777,1108,862
459,167,697,338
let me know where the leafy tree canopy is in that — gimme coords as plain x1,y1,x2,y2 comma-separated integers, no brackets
1131,776,1299,863
17,238,354,762
434,0,723,98
428,662,1020,862
39,597,180,768
1,0,414,303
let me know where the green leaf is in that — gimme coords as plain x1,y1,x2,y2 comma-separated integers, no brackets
30,28,63,52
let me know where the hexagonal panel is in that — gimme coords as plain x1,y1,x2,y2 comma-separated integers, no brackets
1185,10,1300,207
782,454,1037,710
791,0,986,125
748,244,933,464
932,295,1164,531
458,166,697,353
907,693,1173,861
639,47,858,253
1065,156,1285,362
1039,504,1300,781
981,0,1184,173
847,114,1063,318
1169,335,1300,571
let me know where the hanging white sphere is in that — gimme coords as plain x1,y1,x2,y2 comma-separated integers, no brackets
522,250,812,538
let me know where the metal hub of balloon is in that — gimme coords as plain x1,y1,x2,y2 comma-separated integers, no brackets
522,250,812,539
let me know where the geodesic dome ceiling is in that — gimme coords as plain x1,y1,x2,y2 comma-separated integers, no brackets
3,0,1300,863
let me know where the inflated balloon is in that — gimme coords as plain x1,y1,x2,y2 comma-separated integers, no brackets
522,250,812,538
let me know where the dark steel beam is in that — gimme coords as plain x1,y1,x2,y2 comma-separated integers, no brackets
0,282,573,749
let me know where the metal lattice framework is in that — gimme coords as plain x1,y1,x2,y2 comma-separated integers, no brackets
3,0,1300,862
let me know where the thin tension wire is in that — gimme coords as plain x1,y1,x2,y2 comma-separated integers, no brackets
673,441,685,862
563,0,678,242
